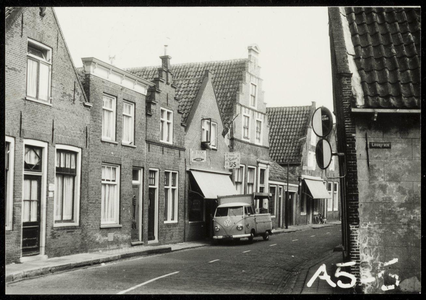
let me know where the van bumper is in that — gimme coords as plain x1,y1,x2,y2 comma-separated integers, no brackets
213,234,250,240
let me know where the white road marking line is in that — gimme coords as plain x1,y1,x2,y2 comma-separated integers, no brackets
117,271,179,294
310,235,316,237
209,259,220,264
243,250,251,253
292,239,298,242
269,244,277,247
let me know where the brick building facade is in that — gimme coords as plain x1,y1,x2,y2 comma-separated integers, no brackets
5,7,91,263
329,7,421,293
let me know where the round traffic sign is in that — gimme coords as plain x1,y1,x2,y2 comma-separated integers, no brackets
315,138,332,170
312,107,333,138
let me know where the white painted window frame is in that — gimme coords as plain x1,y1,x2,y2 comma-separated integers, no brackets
5,136,15,230
122,101,135,145
26,39,52,105
247,166,256,194
54,145,81,227
160,108,173,144
233,164,245,194
102,94,117,142
255,118,262,145
242,113,250,141
250,82,257,108
164,170,178,223
101,164,121,227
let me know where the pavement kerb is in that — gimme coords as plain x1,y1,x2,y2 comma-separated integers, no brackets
6,223,340,284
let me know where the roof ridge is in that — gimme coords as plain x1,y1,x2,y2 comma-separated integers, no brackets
267,105,312,110
126,57,248,71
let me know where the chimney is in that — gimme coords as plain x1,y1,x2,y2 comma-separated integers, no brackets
248,44,260,66
158,45,172,84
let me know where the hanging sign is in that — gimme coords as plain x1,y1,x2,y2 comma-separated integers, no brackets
312,106,333,138
315,138,333,170
225,152,240,169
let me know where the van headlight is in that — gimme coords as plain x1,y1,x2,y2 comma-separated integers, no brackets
237,225,243,231
215,226,220,232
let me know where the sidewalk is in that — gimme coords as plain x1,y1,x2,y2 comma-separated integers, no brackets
6,221,344,291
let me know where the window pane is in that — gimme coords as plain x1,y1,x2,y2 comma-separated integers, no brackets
165,172,170,186
103,96,113,109
23,201,30,222
123,115,130,142
55,175,63,220
38,63,49,101
172,173,177,187
30,200,38,222
63,176,74,220
27,59,38,98
171,189,176,221
164,188,169,220
132,169,139,181
28,45,45,58
31,180,38,200
211,123,217,147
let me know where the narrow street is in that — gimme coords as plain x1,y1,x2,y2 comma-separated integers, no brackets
6,226,342,294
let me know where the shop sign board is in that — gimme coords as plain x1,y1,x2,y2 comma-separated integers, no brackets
225,152,240,169
312,106,333,138
369,142,391,149
190,149,206,163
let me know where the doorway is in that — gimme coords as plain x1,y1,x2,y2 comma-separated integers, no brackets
22,176,41,256
147,169,158,243
131,168,143,243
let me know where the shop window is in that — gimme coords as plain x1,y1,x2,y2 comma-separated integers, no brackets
26,39,51,103
102,94,116,141
101,164,120,226
247,167,256,194
233,165,245,194
160,108,173,143
164,171,178,223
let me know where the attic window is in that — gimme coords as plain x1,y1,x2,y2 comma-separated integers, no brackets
201,118,217,149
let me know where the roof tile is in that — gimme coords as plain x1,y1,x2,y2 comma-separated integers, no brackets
344,7,420,109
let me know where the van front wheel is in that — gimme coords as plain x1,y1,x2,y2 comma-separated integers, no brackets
262,231,270,241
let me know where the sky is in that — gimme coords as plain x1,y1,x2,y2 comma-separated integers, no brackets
54,7,333,110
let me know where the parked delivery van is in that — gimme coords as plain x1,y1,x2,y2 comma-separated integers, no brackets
212,193,273,242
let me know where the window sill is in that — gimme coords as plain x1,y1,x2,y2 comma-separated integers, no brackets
271,216,276,218
25,97,52,106
53,223,79,228
100,224,122,229
101,139,118,144
159,140,173,145
300,212,306,215
164,221,178,224
122,143,136,148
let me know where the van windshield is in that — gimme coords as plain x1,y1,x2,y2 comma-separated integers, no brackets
215,206,244,217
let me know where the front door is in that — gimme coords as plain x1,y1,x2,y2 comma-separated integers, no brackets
131,186,142,242
22,176,41,256
148,187,156,241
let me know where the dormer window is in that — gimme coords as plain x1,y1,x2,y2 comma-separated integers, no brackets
26,39,52,103
201,118,217,149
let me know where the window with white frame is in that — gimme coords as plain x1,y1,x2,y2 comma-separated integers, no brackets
201,119,217,149
101,164,120,226
250,83,257,107
233,165,245,194
122,101,135,145
164,171,178,222
55,146,81,225
258,168,266,193
333,182,339,211
327,182,333,211
102,94,116,141
243,114,250,140
307,151,316,170
247,167,256,194
26,39,52,103
160,108,173,143
255,119,262,145
5,137,14,230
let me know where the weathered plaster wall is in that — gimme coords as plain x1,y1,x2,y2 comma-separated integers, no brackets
355,114,421,293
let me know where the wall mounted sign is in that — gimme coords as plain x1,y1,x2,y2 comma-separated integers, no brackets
315,138,333,170
369,142,391,149
190,149,206,163
225,152,240,169
312,106,333,138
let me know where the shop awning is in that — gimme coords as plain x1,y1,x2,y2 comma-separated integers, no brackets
304,179,331,199
190,170,237,199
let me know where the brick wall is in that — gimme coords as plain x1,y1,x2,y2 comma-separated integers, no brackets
5,7,91,263
356,115,421,293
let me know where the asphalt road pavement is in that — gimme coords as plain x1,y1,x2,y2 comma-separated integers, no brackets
6,225,342,294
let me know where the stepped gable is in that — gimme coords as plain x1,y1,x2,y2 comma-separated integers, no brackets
266,106,312,165
345,7,420,108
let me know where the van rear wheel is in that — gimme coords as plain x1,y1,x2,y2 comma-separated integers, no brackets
263,231,270,241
